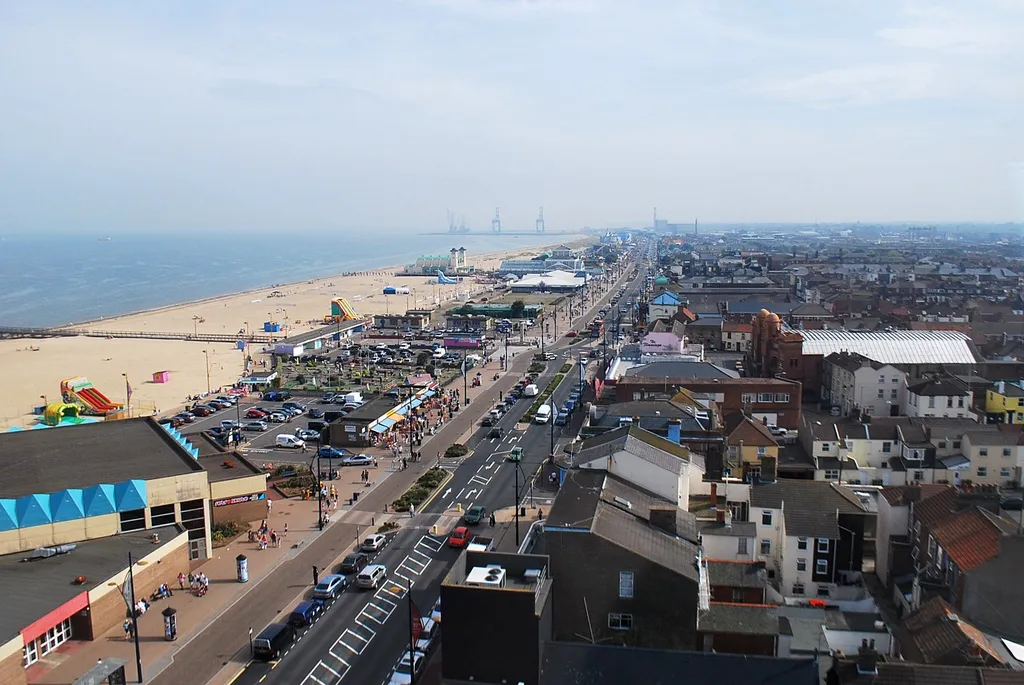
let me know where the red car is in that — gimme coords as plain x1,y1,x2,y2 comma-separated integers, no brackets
246,408,268,419
448,526,470,549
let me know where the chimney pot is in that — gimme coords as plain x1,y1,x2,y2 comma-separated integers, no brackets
710,483,718,508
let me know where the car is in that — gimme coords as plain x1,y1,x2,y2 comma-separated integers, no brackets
264,391,291,402
215,395,238,405
287,600,323,628
357,564,388,590
554,411,569,426
190,405,214,416
1001,497,1024,511
342,454,373,467
275,434,305,449
209,399,233,409
220,419,241,430
361,533,387,552
320,393,336,404
338,552,369,574
312,574,348,599
173,413,194,424
268,412,288,423
318,445,346,459
481,415,496,427
282,402,305,414
208,426,228,437
542,353,556,361
463,505,487,525
243,421,268,432
307,408,324,419
448,526,470,548
296,428,321,442
487,427,505,439
159,417,184,428
388,650,426,685
429,597,441,624
246,408,267,419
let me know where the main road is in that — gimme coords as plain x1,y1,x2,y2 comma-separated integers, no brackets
228,243,651,685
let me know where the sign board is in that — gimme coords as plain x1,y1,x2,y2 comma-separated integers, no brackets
213,492,266,508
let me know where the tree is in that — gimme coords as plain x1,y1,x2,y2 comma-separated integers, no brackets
605,252,618,265
416,351,432,367
510,299,526,318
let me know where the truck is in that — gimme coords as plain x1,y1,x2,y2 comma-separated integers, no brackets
466,536,495,552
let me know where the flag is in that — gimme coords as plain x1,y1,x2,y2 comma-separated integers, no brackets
411,598,423,643
120,568,134,610
125,378,133,402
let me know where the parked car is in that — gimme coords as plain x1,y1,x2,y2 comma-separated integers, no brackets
320,393,336,404
252,623,295,661
357,564,388,590
342,454,373,467
215,395,238,405
159,417,184,428
220,420,241,430
191,405,214,416
243,421,268,432
312,574,348,599
246,408,268,419
264,391,292,402
338,552,369,574
318,445,346,459
463,505,487,525
287,600,322,628
361,533,387,552
307,408,324,419
173,413,194,424
282,402,305,415
487,427,505,439
276,434,305,449
296,429,321,442
268,412,288,423
388,650,426,685
481,415,496,427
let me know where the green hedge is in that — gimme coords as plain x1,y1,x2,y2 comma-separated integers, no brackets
392,467,448,512
525,373,567,421
559,363,572,374
444,443,469,459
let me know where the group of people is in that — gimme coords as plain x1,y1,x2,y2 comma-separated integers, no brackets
250,519,284,550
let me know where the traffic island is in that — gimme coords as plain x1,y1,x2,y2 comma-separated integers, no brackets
390,467,451,512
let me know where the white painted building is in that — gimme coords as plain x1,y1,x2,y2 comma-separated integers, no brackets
822,351,907,418
903,377,973,419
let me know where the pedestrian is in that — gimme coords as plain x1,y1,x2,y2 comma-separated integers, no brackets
267,498,273,513
178,572,186,591
270,530,278,547
489,513,496,527
402,457,407,470
123,618,132,640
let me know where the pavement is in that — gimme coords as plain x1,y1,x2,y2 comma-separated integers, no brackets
25,260,642,685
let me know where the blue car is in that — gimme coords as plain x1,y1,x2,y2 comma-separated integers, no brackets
318,446,346,459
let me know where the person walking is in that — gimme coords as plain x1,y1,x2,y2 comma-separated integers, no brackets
123,618,132,641
178,572,186,591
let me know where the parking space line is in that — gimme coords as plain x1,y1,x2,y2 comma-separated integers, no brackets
361,610,384,624
374,595,397,609
403,555,427,570
393,569,415,585
353,616,377,635
368,601,393,615
332,640,360,657
343,628,370,645
381,585,404,600
410,549,431,563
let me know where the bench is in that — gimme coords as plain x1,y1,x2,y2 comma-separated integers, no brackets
278,467,298,479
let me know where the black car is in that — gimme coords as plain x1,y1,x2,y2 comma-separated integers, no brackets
481,415,496,427
488,427,505,439
339,552,369,574
307,408,325,419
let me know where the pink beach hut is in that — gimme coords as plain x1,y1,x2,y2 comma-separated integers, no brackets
152,371,170,384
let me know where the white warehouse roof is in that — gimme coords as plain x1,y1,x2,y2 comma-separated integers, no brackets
796,329,981,365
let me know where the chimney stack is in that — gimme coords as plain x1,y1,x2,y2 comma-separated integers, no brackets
710,483,718,509
667,419,682,445
856,639,879,676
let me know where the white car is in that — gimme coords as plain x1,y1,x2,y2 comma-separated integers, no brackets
268,412,288,423
360,533,387,552
388,651,426,685
276,434,305,449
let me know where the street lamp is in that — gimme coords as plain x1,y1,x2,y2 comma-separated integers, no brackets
202,350,212,395
192,315,201,338
122,373,131,415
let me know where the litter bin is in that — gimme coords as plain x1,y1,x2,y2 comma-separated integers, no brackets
236,554,249,583
162,606,178,641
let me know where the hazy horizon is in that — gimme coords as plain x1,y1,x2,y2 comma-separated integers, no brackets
2,1,1023,234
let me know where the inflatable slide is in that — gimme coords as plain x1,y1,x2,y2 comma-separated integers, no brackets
437,270,461,284
330,298,361,321
60,376,123,415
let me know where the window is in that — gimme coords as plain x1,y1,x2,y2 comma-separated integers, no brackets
947,397,954,408
798,537,808,550
953,440,961,449
979,448,988,457
928,536,936,558
737,538,748,555
760,539,771,555
822,443,831,452
882,442,892,453
119,508,146,532
741,393,756,404
732,589,745,602
938,441,947,449
958,397,965,408
824,469,839,480
618,572,634,599
817,585,831,597
928,396,936,408
879,375,885,384
1004,448,1012,458
913,470,925,481
817,538,830,553
774,393,790,403
22,639,38,667
977,466,988,477
757,445,767,456
761,510,773,526
891,376,899,384
608,613,633,630
816,559,829,574
748,465,761,480
758,393,773,403
877,388,884,399
792,583,805,596
796,558,807,572
150,503,176,527
1001,467,1011,478
39,618,72,657
891,388,898,400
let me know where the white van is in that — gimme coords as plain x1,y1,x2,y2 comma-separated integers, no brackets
523,384,539,397
535,404,552,424
276,434,305,449
432,347,446,359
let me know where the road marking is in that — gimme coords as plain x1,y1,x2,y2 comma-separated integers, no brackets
343,627,371,645
466,488,479,499
381,585,404,600
469,474,490,486
493,464,501,474
410,548,431,563
374,595,397,610
484,460,495,470
333,640,360,657
370,599,394,613
456,487,465,499
441,487,452,500
353,616,377,635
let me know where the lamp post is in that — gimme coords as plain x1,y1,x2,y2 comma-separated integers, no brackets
122,373,131,415
192,315,201,338
463,350,470,407
202,350,211,395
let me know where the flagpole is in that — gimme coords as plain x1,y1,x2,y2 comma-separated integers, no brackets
128,552,143,683
122,373,131,416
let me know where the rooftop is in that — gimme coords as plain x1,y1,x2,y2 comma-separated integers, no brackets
576,425,697,476
795,329,981,365
699,603,779,636
339,396,399,421
750,480,869,539
707,560,768,588
0,418,204,499
896,596,1003,666
0,524,187,643
540,641,819,685
623,361,738,380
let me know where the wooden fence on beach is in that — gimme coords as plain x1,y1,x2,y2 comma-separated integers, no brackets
0,325,275,344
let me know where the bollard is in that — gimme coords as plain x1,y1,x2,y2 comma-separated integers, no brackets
456,503,463,513
431,525,437,535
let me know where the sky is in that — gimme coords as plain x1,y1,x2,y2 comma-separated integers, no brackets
1,0,1023,234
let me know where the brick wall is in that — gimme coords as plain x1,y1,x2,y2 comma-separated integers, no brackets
88,542,189,638
212,500,266,527
0,648,27,685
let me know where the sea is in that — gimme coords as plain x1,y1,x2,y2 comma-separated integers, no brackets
0,231,572,328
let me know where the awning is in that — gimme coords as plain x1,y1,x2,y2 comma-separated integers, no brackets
379,417,397,428
410,399,422,409
394,405,410,416
423,390,436,398
370,424,388,434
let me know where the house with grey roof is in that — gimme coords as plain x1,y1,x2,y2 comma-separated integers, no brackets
546,469,703,650
749,480,874,600
574,425,705,509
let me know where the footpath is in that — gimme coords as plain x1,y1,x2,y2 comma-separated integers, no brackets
30,264,631,685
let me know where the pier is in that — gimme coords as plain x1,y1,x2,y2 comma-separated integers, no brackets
0,326,275,344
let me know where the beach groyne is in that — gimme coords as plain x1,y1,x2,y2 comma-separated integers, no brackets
0,325,274,344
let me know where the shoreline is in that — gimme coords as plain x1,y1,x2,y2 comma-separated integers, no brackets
57,242,580,331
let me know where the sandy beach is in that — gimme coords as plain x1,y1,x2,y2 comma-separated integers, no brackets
0,240,590,429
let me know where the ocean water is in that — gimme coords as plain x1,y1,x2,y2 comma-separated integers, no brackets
0,231,571,327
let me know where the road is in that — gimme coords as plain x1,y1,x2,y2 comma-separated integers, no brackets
225,244,652,685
